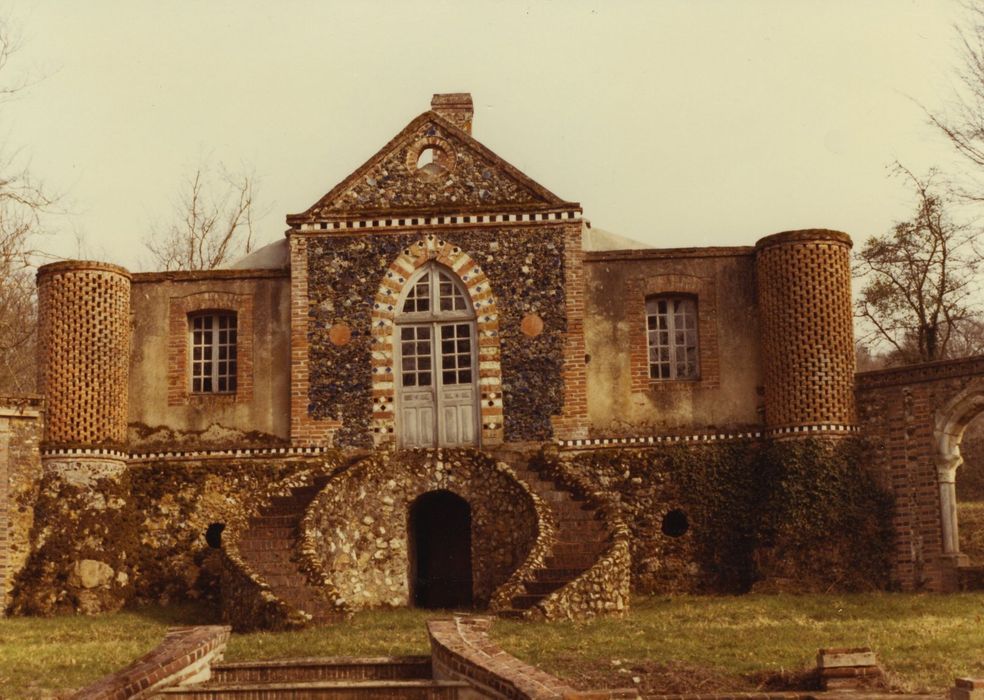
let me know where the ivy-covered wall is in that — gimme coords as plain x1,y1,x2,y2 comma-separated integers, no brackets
306,227,568,447
564,437,894,593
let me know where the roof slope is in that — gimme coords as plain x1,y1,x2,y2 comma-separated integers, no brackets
287,111,579,225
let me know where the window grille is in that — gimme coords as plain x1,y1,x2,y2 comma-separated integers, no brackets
646,296,699,380
190,311,238,393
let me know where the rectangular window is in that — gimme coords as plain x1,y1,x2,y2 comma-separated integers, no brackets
646,296,699,380
190,312,238,393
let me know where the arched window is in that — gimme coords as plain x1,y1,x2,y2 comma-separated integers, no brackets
646,295,699,380
189,311,238,393
396,263,478,447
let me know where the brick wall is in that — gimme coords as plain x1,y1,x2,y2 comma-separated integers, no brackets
856,355,984,590
37,262,131,448
756,230,856,432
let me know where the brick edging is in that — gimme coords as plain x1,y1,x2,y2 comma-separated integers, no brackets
427,615,579,700
69,625,230,699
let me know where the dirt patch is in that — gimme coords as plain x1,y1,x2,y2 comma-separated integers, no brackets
559,656,772,695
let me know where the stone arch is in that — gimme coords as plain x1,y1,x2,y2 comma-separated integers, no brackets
408,489,473,609
934,377,984,555
306,450,540,609
369,235,503,446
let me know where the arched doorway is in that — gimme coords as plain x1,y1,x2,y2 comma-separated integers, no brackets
395,262,479,448
935,383,984,561
408,490,473,609
956,413,984,565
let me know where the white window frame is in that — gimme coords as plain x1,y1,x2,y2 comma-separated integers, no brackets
646,295,700,381
189,311,238,394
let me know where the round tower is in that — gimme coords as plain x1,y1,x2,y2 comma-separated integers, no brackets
754,230,856,433
37,261,131,448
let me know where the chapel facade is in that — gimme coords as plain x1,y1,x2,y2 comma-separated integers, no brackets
1,94,981,625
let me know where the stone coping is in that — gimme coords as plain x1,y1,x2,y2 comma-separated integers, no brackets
558,425,858,449
132,268,289,283
293,208,582,232
856,354,984,389
754,229,853,250
585,246,755,262
37,260,133,279
70,625,230,699
40,428,863,463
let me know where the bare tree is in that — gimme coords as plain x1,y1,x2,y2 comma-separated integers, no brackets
145,164,257,271
854,165,982,365
0,18,54,394
926,2,984,200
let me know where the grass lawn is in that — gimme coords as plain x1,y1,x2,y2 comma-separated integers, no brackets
1,594,982,698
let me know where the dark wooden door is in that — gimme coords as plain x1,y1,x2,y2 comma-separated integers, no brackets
409,490,473,609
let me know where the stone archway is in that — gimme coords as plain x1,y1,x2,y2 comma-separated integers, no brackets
934,379,984,557
369,235,504,447
408,490,473,609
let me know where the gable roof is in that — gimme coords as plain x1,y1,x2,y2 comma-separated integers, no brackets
287,111,579,225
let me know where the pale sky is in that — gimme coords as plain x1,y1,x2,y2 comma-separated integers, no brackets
2,0,970,270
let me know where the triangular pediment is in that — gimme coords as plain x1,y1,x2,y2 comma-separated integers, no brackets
287,112,578,224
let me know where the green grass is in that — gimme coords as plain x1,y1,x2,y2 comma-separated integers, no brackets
493,594,984,694
1,594,983,698
0,604,216,699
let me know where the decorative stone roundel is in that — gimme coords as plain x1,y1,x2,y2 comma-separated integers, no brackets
520,313,544,337
329,322,352,347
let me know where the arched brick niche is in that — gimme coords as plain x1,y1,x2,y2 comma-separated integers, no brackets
305,449,538,609
626,273,720,393
369,235,503,447
167,290,254,406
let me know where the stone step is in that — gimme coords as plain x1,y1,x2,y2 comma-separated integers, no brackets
211,657,432,684
238,539,293,552
244,526,297,539
551,542,605,558
242,550,297,565
545,556,596,569
156,679,469,699
522,579,567,596
534,567,586,580
254,514,301,527
511,593,546,609
257,573,308,588
259,505,308,517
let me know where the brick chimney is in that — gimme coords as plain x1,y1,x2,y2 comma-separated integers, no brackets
431,93,473,134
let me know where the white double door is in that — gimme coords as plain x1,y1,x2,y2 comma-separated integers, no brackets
397,320,479,448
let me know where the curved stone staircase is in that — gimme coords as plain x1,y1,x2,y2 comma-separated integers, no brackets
233,474,344,625
223,449,625,628
494,456,619,618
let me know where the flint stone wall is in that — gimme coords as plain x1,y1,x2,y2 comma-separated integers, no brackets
305,226,569,447
11,455,338,615
307,449,538,608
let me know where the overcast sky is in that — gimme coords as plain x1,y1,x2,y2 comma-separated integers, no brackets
2,0,970,270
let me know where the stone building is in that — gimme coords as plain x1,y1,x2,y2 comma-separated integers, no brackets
1,94,982,626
